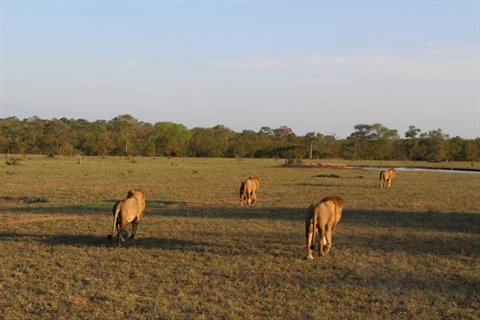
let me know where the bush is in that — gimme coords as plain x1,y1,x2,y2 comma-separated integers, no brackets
5,158,21,166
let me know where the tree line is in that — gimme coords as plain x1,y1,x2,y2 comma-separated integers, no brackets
1,115,479,162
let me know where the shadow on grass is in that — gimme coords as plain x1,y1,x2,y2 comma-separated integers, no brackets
297,183,372,188
104,199,182,206
339,231,479,258
1,224,477,260
0,232,200,249
146,207,479,235
0,199,187,214
1,205,478,258
0,232,262,257
343,209,479,234
1,203,479,235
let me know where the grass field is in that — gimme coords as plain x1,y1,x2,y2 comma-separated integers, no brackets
1,156,479,319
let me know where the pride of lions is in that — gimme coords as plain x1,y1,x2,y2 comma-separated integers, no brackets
109,168,397,260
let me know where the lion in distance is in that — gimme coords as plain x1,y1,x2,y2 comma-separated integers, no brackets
305,196,344,260
239,175,260,206
379,168,397,188
107,189,146,246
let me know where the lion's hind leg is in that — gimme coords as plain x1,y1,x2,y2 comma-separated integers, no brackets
240,192,247,206
116,222,129,246
246,191,253,206
379,171,385,188
116,231,124,246
250,191,257,205
130,220,139,240
323,228,333,254
318,228,327,256
239,182,246,206
306,222,314,260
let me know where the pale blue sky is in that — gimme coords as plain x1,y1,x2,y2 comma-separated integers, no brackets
1,1,479,138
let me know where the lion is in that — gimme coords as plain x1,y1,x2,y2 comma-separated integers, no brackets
107,189,146,246
239,175,260,206
379,168,397,188
305,196,344,260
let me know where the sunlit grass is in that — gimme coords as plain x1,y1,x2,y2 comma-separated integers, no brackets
0,156,479,319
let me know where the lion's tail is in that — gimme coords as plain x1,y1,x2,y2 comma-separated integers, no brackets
379,170,384,187
309,204,317,250
239,181,246,203
109,202,121,240
240,181,245,199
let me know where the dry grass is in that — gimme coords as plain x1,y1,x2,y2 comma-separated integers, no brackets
0,156,479,319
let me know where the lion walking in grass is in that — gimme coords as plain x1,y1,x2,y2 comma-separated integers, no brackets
239,175,260,206
379,168,397,188
108,189,146,246
305,196,344,259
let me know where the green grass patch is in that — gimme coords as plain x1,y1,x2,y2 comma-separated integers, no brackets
0,156,479,319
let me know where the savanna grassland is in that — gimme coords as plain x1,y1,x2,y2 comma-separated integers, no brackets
1,156,479,319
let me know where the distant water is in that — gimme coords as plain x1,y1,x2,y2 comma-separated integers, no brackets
355,167,480,175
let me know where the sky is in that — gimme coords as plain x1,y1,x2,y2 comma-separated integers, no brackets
1,0,479,139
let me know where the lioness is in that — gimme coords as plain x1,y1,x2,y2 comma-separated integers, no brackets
379,168,397,188
305,196,343,259
107,189,146,246
239,175,260,206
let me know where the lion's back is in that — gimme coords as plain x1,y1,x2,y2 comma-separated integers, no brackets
321,196,343,209
120,189,146,217
388,168,397,178
248,176,260,190
316,196,343,224
244,176,259,192
381,168,396,180
313,202,334,223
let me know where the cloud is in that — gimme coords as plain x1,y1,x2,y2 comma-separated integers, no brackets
123,61,145,68
425,41,463,56
300,54,479,79
282,77,353,87
211,56,288,69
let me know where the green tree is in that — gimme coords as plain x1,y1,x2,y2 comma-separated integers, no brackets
404,125,424,160
153,122,192,157
370,123,399,160
189,127,222,157
258,126,275,139
273,126,295,158
347,124,374,159
68,118,92,155
42,119,71,156
0,117,25,155
85,120,113,157
234,130,260,158
420,129,449,162
212,125,236,157
109,114,139,156
405,125,421,139
304,132,317,159
136,122,155,156
347,123,398,160
315,133,340,159
447,136,465,161
461,139,480,161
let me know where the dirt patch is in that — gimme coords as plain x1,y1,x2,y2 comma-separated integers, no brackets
282,162,348,169
4,215,79,225
0,196,48,204
312,174,364,179
313,174,341,178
